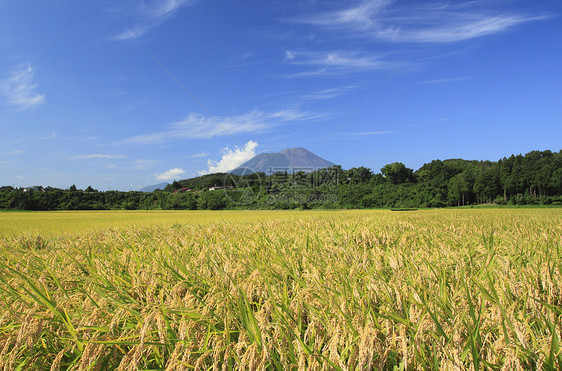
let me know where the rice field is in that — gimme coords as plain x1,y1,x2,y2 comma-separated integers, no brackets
0,210,354,238
0,209,561,370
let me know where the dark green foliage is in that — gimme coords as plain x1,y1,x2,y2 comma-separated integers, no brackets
381,162,414,184
1,149,562,210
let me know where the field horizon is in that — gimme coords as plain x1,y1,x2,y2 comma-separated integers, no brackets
1,207,560,238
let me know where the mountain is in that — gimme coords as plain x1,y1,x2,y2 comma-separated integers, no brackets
139,182,169,192
230,148,335,175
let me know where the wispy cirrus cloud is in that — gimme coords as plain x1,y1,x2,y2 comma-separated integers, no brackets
298,0,391,32
72,154,126,159
0,63,45,111
113,0,194,41
284,50,393,77
122,108,324,145
294,1,546,44
187,151,209,158
301,86,356,101
339,130,393,138
228,52,257,67
113,26,147,41
421,76,473,84
396,14,544,43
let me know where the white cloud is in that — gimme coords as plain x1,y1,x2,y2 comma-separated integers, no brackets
302,86,356,101
295,1,545,43
122,108,322,145
232,52,255,64
283,68,329,79
421,76,472,84
150,0,189,18
155,167,186,180
113,0,193,41
286,50,390,69
39,132,57,140
299,0,390,31
0,63,45,111
199,141,258,175
397,15,542,43
113,26,147,41
187,151,209,158
268,108,324,121
283,50,394,77
72,154,126,159
123,111,267,144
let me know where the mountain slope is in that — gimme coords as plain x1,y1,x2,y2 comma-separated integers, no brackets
230,148,335,174
139,182,169,192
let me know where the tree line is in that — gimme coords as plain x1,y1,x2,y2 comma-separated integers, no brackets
1,149,561,211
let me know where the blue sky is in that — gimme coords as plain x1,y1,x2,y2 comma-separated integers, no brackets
1,0,561,190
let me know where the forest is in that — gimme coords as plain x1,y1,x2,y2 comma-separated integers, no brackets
1,149,561,210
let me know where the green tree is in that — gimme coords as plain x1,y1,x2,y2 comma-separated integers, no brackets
448,173,471,206
381,162,414,184
474,166,500,203
345,167,372,184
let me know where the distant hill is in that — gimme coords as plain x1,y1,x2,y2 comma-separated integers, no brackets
230,147,335,175
139,182,169,192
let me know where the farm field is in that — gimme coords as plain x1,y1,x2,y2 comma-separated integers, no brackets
0,210,360,238
0,209,561,370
